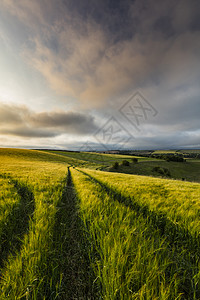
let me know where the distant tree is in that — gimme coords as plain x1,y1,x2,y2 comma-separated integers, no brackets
152,166,163,174
132,158,138,163
152,166,171,177
163,168,171,177
122,160,130,166
152,166,160,172
161,154,185,162
113,162,119,170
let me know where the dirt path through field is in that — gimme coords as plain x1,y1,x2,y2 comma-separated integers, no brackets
51,167,95,299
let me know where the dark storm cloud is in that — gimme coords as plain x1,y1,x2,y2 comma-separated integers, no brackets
0,104,23,124
30,111,97,134
1,0,200,149
0,102,98,138
0,127,57,138
63,0,134,40
3,0,200,106
63,0,200,40
20,0,200,109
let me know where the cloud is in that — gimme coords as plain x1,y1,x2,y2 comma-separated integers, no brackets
0,127,57,138
15,0,199,110
1,0,200,107
0,103,24,124
0,102,98,138
1,0,200,149
30,110,98,134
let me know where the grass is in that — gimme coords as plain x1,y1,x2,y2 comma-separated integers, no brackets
0,175,35,270
71,168,200,299
0,176,22,265
178,149,200,154
152,149,200,154
0,148,200,299
0,149,68,298
108,159,200,182
83,169,200,236
152,150,178,154
45,150,155,168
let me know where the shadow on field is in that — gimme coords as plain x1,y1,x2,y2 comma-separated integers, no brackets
50,167,95,300
78,169,200,299
78,170,199,252
0,176,35,268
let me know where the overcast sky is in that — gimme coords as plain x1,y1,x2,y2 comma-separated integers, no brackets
0,0,200,150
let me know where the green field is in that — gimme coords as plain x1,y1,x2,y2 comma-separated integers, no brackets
109,159,200,182
45,150,155,167
44,150,200,182
152,149,200,155
0,148,200,299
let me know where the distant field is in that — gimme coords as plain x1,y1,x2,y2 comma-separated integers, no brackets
152,149,200,154
152,149,200,157
152,150,178,154
178,149,200,154
0,148,200,299
45,150,155,167
109,159,200,182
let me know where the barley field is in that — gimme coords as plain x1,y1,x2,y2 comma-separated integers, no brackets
0,148,199,299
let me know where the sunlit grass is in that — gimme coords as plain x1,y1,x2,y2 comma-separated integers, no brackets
71,168,200,299
0,148,200,299
45,150,154,167
0,149,68,298
83,169,200,236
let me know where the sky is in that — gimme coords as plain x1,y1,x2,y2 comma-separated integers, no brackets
0,0,200,151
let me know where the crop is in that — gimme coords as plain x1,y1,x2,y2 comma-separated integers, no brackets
71,168,200,299
0,176,22,265
0,149,68,298
0,148,199,299
83,169,200,236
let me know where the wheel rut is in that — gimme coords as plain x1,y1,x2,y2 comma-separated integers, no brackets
50,167,95,299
